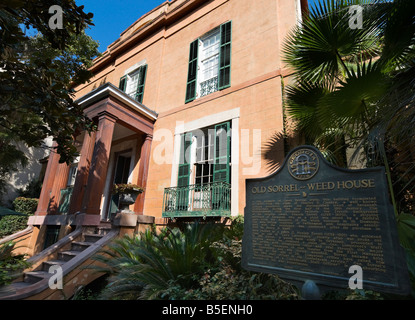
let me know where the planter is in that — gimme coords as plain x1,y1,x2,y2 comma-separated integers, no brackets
112,184,144,213
117,189,143,213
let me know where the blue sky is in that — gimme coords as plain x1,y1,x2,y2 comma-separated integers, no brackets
82,0,167,53
82,0,319,53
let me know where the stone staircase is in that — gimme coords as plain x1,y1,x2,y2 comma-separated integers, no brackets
23,233,105,285
0,224,118,300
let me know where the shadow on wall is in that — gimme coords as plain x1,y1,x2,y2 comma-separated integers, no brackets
261,130,302,175
261,131,286,174
3,142,52,206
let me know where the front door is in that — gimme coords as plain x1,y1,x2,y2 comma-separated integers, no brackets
107,152,132,220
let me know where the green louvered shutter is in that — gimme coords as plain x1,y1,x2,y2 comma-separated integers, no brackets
213,122,231,183
135,64,147,103
177,132,192,210
219,21,232,90
119,75,127,92
185,39,199,103
212,122,231,210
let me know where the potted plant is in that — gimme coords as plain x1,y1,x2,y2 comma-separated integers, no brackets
112,183,143,212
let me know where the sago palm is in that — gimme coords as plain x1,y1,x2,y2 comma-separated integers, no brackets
90,223,223,300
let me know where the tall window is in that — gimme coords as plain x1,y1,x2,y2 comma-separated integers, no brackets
195,127,215,186
67,164,78,187
178,121,231,187
198,28,220,98
119,64,148,103
185,21,232,103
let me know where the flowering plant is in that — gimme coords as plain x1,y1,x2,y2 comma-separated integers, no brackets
112,183,143,195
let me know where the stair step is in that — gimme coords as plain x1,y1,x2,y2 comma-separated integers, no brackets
58,250,80,262
71,241,94,252
24,271,50,284
83,233,104,243
42,260,65,271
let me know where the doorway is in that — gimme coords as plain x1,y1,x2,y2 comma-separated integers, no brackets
106,151,132,220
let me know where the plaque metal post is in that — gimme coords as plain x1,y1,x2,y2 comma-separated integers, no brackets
301,280,321,300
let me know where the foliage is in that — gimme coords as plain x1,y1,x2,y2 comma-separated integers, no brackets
92,222,222,300
162,238,299,300
283,0,415,192
0,215,28,239
0,198,36,238
71,276,109,300
0,0,100,198
112,184,143,195
0,241,31,286
283,0,415,292
91,217,299,300
12,197,38,215
323,289,384,300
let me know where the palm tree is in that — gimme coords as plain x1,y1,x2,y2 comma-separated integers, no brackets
282,0,415,288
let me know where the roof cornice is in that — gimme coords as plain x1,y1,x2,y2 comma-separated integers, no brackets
75,82,158,121
89,0,211,74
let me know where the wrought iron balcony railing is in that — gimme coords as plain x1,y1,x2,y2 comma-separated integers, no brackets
162,181,231,218
200,76,218,97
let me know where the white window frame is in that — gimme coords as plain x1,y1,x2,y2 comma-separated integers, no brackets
172,108,240,216
196,27,220,98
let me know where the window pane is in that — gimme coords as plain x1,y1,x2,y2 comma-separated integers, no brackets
196,164,202,177
203,176,209,185
198,28,220,97
126,70,140,97
203,163,210,176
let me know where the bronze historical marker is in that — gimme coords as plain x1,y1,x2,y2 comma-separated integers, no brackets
242,145,411,295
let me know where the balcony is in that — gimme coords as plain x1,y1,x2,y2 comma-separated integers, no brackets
162,181,231,218
200,76,218,97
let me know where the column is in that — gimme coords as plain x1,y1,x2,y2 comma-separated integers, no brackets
134,134,153,215
35,142,60,216
82,112,117,216
68,130,97,215
48,162,70,214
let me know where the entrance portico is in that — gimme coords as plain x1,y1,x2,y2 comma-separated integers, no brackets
29,83,158,229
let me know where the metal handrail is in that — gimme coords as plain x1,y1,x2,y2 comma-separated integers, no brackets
162,181,231,218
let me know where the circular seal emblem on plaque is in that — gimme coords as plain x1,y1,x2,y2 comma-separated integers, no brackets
288,148,320,180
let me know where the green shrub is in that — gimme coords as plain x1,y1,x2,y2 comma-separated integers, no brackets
163,238,299,300
0,197,37,239
12,197,38,215
0,241,31,286
93,218,299,300
0,215,29,239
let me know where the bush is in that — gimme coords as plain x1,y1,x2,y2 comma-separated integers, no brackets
0,241,31,286
0,198,37,239
12,197,38,215
0,197,38,239
0,216,29,239
92,217,299,300
163,238,299,300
